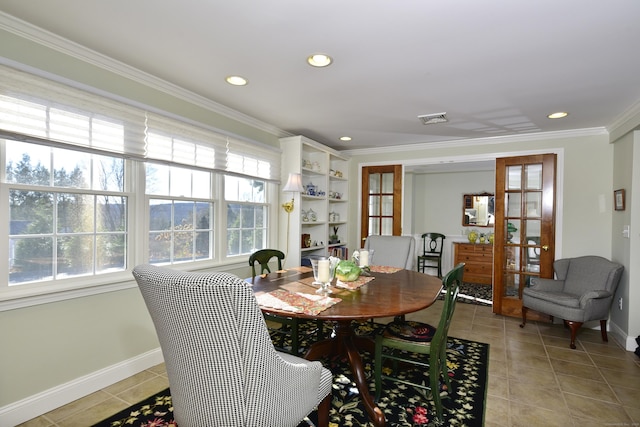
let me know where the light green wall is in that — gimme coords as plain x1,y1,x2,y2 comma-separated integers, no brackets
347,133,615,259
611,132,632,332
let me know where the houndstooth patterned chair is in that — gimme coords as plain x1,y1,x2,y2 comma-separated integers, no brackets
133,264,332,427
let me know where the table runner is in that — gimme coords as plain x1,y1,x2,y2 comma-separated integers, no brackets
335,275,375,290
257,289,341,315
369,265,403,274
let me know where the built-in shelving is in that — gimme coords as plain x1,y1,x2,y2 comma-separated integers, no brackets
279,136,350,267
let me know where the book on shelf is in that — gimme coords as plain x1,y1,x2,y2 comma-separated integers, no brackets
329,245,348,260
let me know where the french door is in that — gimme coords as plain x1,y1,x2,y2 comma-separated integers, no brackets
360,165,403,244
493,154,556,318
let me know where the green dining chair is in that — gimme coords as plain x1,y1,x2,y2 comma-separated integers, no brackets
374,262,464,422
249,249,322,355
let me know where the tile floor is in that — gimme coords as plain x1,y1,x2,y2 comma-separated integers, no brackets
18,302,640,427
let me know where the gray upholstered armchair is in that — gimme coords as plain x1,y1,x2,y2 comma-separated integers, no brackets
520,256,623,349
364,235,416,270
133,265,332,427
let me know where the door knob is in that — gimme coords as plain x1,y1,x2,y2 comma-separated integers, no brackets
542,245,549,251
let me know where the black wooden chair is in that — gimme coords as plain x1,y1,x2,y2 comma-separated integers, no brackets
249,249,322,355
417,232,445,277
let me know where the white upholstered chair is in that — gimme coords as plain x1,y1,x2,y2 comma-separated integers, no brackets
133,264,332,427
364,235,416,270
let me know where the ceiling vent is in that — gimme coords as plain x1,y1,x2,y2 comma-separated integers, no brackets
418,112,448,125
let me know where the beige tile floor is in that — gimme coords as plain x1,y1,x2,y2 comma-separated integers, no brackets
18,302,640,427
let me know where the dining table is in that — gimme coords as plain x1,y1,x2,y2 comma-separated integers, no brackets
248,265,443,427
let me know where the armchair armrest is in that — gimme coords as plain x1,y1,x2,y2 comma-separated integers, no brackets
529,277,563,292
579,290,612,306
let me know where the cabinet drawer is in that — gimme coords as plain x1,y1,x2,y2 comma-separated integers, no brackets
464,263,492,275
454,242,493,285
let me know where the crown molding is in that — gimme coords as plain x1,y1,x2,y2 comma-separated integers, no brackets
607,99,640,142
0,12,290,139
339,127,607,156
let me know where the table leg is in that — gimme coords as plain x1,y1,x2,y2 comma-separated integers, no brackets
304,320,386,427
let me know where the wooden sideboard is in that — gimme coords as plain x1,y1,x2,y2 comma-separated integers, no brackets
453,242,493,285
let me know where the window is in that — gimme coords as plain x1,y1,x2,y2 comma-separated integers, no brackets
0,64,280,305
225,176,267,256
6,141,126,285
146,163,214,264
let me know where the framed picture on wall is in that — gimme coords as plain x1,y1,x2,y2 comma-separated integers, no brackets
614,189,625,211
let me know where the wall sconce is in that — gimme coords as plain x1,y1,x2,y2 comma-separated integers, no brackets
282,173,304,268
282,173,304,213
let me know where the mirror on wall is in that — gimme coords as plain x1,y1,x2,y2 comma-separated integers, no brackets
463,193,495,227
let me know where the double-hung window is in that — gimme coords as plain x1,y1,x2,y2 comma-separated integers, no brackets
146,163,214,265
6,141,127,284
225,175,267,256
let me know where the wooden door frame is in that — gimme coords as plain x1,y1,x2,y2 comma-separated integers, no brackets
493,153,557,318
360,164,403,243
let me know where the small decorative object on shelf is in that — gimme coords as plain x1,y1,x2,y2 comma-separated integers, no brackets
329,226,340,244
301,233,311,248
301,209,309,222
308,208,317,221
479,233,486,244
467,229,479,243
305,182,317,196
488,232,495,244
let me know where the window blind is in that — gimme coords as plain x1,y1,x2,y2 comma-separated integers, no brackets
0,64,281,181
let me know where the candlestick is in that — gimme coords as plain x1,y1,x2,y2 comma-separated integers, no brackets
359,250,369,267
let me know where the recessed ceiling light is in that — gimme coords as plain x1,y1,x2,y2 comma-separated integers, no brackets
339,136,352,141
547,111,568,119
307,54,333,67
225,75,248,86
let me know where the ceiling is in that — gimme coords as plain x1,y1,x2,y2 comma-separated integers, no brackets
1,0,640,156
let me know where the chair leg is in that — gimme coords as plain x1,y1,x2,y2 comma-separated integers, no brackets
519,306,528,328
316,393,331,427
291,320,299,355
600,319,608,342
429,353,444,422
565,320,583,349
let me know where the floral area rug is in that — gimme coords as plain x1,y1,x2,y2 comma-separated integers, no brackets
93,322,489,427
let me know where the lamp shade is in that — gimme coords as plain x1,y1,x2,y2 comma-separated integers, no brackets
282,173,304,193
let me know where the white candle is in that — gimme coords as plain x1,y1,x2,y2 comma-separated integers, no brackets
359,250,369,267
318,259,330,282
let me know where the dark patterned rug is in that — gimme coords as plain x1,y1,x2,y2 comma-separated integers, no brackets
93,321,489,427
456,282,493,306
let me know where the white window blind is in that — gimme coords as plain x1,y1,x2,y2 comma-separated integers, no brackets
0,64,281,181
0,65,146,158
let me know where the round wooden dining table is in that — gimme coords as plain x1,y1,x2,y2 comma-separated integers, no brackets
249,266,443,427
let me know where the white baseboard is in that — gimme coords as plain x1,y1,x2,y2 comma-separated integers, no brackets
0,348,164,427
609,320,636,352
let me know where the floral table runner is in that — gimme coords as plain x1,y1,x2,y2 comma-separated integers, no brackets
256,289,341,315
369,265,403,274
335,275,375,290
